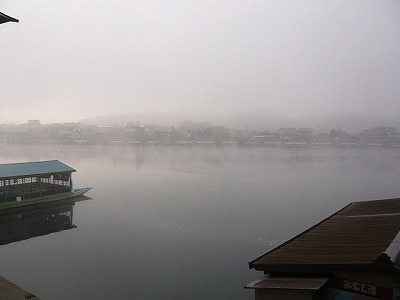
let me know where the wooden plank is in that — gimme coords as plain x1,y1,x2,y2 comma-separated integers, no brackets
0,276,40,300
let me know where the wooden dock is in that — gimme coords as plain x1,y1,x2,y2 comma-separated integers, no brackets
0,276,40,299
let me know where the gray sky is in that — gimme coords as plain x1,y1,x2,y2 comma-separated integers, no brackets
1,1,400,126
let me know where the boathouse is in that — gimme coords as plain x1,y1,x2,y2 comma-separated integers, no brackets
246,198,400,299
0,160,76,207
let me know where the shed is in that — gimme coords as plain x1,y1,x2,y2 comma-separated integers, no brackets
247,198,400,299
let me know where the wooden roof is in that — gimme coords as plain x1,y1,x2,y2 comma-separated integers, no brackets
0,12,18,24
249,198,400,275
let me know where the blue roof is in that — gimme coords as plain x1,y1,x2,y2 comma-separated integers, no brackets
0,160,76,179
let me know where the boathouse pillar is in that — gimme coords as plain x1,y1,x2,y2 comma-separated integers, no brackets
38,176,42,197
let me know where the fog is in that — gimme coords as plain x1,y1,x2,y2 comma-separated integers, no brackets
1,1,400,129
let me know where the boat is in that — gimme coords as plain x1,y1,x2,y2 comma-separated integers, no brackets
72,187,92,197
0,160,91,210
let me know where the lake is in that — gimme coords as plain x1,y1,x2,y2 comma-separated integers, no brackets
1,144,400,299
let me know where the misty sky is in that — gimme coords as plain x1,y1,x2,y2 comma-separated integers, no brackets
1,1,400,125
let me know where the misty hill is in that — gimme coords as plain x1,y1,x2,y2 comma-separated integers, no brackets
80,110,400,132
80,112,184,127
79,109,293,131
303,112,400,132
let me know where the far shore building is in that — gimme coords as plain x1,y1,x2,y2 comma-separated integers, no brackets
246,198,400,299
26,120,41,126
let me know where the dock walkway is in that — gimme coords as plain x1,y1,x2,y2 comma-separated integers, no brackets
0,276,40,300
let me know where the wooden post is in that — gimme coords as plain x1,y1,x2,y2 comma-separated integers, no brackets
38,176,42,197
2,180,5,203
4,179,7,202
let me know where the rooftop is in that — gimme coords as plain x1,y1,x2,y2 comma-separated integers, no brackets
249,198,400,276
0,12,19,24
0,160,76,179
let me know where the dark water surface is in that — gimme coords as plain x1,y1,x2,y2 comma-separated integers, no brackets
1,145,400,299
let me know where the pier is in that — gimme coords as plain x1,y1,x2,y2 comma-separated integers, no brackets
0,276,40,300
247,198,400,299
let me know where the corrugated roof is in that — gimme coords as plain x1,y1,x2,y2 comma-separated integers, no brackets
0,12,19,24
0,160,76,179
249,198,400,275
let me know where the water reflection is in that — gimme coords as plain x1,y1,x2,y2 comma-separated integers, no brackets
2,145,400,299
0,196,89,246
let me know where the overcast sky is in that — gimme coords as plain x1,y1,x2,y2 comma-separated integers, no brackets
1,1,399,126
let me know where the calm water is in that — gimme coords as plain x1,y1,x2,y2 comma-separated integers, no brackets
1,144,400,299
